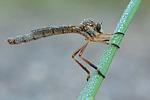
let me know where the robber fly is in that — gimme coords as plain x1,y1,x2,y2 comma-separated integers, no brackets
7,18,124,81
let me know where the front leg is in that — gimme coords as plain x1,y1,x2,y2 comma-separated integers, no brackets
93,32,124,48
90,39,120,48
95,32,124,38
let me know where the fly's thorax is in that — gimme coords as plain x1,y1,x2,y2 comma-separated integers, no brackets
83,25,96,37
80,18,98,37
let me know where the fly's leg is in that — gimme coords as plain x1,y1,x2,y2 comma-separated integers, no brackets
78,40,105,81
94,32,124,48
72,40,91,81
94,37,110,42
115,32,125,35
86,37,110,42
96,37,110,39
102,39,109,41
90,39,120,48
95,32,124,37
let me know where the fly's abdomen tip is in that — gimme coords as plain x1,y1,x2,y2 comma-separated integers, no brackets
7,37,14,45
7,35,24,45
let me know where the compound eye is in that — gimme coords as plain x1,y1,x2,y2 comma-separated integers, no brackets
96,23,101,33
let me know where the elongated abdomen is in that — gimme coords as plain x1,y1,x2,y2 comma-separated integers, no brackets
7,25,80,45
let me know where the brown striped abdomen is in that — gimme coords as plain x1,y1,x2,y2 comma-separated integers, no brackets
7,25,81,45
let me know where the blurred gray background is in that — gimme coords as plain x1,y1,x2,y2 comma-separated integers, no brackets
0,0,150,100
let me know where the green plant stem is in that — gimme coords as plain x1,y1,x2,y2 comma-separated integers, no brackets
77,0,142,100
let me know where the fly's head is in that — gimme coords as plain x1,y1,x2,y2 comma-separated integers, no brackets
95,22,103,33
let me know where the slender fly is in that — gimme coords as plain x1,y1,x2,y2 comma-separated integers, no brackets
7,18,124,81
